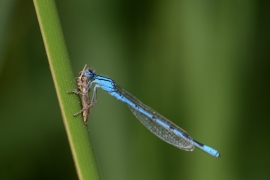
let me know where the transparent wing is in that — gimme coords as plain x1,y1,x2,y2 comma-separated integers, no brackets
113,84,195,151
128,106,194,151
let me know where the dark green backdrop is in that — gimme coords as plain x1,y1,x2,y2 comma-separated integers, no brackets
0,0,269,179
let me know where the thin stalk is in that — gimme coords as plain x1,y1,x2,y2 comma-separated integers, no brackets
33,0,101,179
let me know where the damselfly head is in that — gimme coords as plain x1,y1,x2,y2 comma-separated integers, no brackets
84,68,96,80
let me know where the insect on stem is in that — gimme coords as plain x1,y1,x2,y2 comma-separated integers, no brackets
69,64,95,124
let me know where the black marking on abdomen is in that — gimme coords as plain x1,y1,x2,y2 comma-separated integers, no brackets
193,140,204,147
169,125,175,130
182,131,191,139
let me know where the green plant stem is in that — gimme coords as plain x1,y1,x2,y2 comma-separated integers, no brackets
33,0,101,179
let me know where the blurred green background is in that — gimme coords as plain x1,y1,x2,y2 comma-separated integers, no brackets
1,0,269,179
